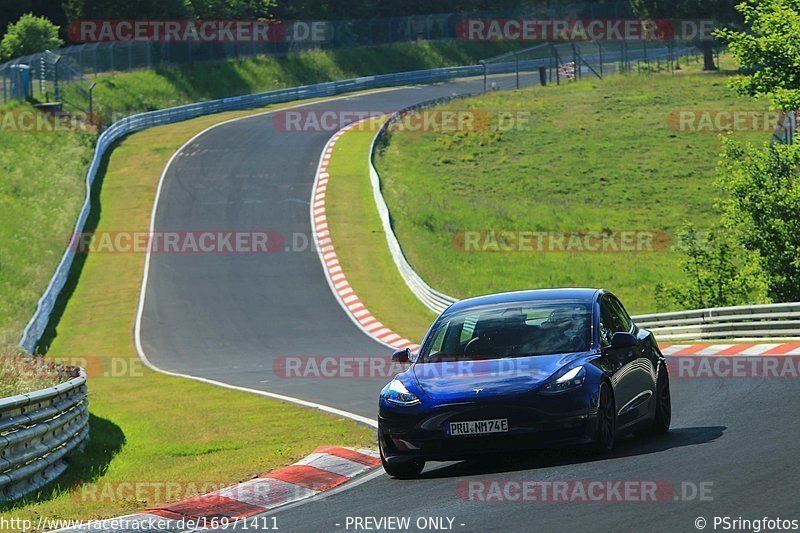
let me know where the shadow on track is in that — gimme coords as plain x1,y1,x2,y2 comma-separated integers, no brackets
415,426,726,479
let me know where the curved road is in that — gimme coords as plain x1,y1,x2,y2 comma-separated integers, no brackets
138,75,800,531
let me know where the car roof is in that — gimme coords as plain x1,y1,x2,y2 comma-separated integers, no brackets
443,288,603,315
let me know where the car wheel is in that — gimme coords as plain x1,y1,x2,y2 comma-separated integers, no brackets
590,381,616,454
379,438,425,479
381,452,424,479
648,365,671,434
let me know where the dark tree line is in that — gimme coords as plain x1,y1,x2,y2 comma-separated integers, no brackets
2,0,744,41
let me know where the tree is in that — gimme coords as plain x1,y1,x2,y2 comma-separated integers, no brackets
630,0,743,22
63,0,194,22
715,0,800,111
717,139,800,302
0,1,67,45
190,0,276,19
0,13,63,62
655,224,761,310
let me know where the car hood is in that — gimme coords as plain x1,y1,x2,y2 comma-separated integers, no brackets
410,352,590,402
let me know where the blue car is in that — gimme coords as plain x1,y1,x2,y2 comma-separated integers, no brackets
378,288,671,479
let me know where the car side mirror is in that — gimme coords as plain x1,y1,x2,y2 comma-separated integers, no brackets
392,348,412,364
610,332,637,349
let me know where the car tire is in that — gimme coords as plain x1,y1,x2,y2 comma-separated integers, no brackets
648,365,671,434
379,435,425,479
381,452,425,479
590,381,616,454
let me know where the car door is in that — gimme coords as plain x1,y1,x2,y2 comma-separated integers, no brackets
600,295,654,428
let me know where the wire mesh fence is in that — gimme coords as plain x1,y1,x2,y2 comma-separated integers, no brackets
479,40,715,93
773,111,798,145
0,0,657,105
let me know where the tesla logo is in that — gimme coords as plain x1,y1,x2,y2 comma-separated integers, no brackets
474,388,484,394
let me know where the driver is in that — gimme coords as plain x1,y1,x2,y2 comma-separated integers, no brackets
535,308,588,352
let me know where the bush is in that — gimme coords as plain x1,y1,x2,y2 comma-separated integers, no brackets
655,224,763,310
0,13,63,62
718,139,800,302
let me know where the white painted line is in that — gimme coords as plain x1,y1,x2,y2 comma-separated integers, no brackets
661,345,690,355
294,453,371,478
741,344,781,356
699,344,736,355
132,92,406,431
216,477,315,509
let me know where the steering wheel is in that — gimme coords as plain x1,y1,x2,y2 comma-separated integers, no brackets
463,337,482,356
568,334,584,350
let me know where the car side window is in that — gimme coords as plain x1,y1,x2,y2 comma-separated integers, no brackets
427,320,448,357
607,297,633,333
599,300,615,347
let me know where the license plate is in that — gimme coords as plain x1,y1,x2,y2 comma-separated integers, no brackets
449,418,508,436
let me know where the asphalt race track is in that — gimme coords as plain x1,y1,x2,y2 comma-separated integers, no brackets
138,74,524,416
138,76,800,532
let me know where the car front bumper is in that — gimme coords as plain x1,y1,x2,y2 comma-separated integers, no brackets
379,395,600,463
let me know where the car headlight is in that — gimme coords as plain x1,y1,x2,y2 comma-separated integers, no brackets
541,366,586,394
381,379,421,406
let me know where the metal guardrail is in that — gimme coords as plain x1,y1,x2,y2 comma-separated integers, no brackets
18,63,528,353
633,302,800,342
18,40,703,351
369,100,466,316
21,43,783,352
365,45,696,315
366,79,800,342
0,365,88,502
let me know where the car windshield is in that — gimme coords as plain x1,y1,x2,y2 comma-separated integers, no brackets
419,301,592,363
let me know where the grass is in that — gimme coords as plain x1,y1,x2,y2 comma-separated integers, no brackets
374,55,773,315
62,40,524,119
0,355,65,396
0,103,375,526
0,38,518,355
0,103,94,351
325,117,437,343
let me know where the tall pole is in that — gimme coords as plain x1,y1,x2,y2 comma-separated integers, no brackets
88,82,97,125
53,56,61,102
598,41,603,78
